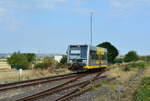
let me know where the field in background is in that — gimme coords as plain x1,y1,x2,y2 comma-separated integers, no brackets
0,59,11,70
0,58,71,84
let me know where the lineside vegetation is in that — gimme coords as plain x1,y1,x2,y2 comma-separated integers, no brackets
134,77,150,101
7,52,36,70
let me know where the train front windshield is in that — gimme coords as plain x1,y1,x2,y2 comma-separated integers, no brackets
69,46,87,60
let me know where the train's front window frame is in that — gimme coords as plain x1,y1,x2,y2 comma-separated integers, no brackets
69,46,87,60
69,47,81,59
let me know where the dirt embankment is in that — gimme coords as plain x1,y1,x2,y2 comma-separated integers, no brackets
95,66,150,101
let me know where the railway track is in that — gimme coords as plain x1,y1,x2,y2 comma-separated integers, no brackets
16,70,106,101
0,72,81,93
56,76,116,101
55,71,105,101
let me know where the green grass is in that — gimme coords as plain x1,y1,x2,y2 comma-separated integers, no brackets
130,61,146,69
134,77,150,101
123,61,147,71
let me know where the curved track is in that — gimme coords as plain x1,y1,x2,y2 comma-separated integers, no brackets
16,70,106,101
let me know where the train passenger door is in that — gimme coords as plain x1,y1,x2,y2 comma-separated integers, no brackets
96,48,107,65
89,50,98,66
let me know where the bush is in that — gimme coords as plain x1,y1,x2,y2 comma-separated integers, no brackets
55,63,68,69
34,63,45,69
122,66,131,71
130,61,146,69
124,51,139,62
139,55,150,65
114,57,124,64
34,56,70,70
43,57,57,68
60,55,67,64
34,57,58,69
134,77,150,101
139,55,150,61
7,52,36,70
122,61,146,72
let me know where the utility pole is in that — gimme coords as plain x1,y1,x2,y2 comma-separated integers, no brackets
90,12,93,45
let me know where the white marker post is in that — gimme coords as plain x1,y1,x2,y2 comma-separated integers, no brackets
19,69,23,81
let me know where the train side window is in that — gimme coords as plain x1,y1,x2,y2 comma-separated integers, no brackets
90,50,98,60
101,55,105,60
101,52,107,60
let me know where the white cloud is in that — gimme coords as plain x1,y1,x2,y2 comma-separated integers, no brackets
72,0,96,14
8,0,66,10
109,0,150,16
0,16,22,31
73,8,96,14
0,0,67,14
36,3,55,9
0,8,8,13
0,0,67,30
34,0,67,9
112,0,134,8
110,0,150,8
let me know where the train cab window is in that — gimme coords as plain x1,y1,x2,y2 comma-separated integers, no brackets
69,46,88,60
69,48,81,59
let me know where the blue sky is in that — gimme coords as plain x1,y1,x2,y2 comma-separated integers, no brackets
0,0,150,55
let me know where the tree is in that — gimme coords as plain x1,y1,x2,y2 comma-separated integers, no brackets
7,52,36,70
7,52,29,69
24,53,36,63
97,42,119,63
124,51,139,62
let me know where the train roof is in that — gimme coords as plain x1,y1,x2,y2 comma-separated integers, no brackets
69,44,88,47
68,44,107,51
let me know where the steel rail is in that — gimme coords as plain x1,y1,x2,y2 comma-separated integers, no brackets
0,72,76,88
0,73,79,92
17,71,105,101
55,71,105,101
16,73,87,101
56,77,116,101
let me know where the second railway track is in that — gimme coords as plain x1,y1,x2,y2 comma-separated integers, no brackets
0,72,81,93
0,69,112,101
16,70,107,101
